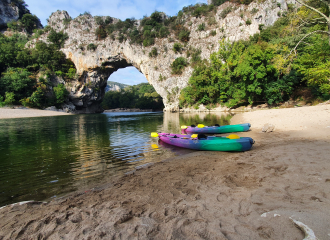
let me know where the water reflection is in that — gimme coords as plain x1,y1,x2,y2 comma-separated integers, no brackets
179,112,233,127
0,111,232,207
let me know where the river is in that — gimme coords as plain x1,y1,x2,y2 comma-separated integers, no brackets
0,112,232,207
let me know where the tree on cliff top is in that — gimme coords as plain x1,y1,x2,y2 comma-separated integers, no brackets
294,0,330,45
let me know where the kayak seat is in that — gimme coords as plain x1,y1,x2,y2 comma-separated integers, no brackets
197,134,207,139
191,125,196,127
215,124,220,127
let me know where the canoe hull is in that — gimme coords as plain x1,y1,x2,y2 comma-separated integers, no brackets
183,123,251,134
158,133,254,152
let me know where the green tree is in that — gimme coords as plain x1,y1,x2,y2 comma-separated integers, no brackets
295,0,330,45
20,14,40,33
171,57,188,75
53,84,69,106
0,67,35,102
47,29,68,49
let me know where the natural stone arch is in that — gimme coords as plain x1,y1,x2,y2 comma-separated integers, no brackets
46,10,187,113
41,1,289,113
69,56,135,113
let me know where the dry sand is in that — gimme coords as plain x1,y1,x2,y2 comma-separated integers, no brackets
0,108,72,119
1,104,330,239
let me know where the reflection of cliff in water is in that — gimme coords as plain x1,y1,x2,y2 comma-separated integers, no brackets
157,112,234,134
180,112,234,127
0,111,234,207
0,113,167,206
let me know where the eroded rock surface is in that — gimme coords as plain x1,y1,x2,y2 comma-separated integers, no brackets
37,0,293,113
0,0,19,29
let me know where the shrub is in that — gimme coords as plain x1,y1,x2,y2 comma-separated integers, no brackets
0,68,35,101
32,29,44,38
118,34,125,43
21,84,47,108
171,57,188,75
207,16,217,26
189,47,202,66
95,26,107,40
20,14,40,33
94,16,105,26
53,84,69,106
251,8,258,14
212,0,229,6
178,29,190,42
66,68,76,79
47,29,69,49
105,16,113,24
143,37,154,47
83,11,92,16
87,43,97,51
0,96,4,107
246,19,252,25
158,74,165,81
3,92,15,105
173,42,182,53
210,30,216,36
149,47,158,57
197,23,206,31
159,26,169,38
220,6,232,19
63,18,72,26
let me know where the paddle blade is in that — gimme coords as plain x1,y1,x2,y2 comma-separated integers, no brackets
227,134,240,139
181,125,188,129
197,124,205,128
151,132,159,137
151,144,159,149
191,134,198,138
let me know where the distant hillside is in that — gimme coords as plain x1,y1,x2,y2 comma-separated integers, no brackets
102,82,163,110
105,81,129,92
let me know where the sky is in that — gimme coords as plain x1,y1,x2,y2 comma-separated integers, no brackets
24,0,207,85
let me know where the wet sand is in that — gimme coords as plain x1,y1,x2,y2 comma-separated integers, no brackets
0,104,330,239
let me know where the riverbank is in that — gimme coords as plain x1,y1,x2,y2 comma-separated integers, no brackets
0,104,330,239
104,108,154,112
0,108,72,119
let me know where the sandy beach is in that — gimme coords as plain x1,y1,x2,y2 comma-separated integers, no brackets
0,104,330,239
0,108,72,119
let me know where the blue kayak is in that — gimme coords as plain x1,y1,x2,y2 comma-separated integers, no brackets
181,123,251,134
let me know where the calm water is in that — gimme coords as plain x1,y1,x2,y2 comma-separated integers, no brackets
0,111,232,207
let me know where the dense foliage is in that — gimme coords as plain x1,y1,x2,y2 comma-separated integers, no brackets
4,0,42,33
101,83,164,110
0,32,73,108
180,2,330,108
171,57,188,75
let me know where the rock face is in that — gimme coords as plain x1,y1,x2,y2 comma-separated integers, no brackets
0,0,19,29
41,0,294,113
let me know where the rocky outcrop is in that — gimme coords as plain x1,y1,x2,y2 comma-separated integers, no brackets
38,0,294,113
0,0,19,29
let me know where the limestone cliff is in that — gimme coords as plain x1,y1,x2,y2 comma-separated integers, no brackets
0,0,19,29
38,0,294,113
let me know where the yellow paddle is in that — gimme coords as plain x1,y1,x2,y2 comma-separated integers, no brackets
151,132,159,137
227,134,240,139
